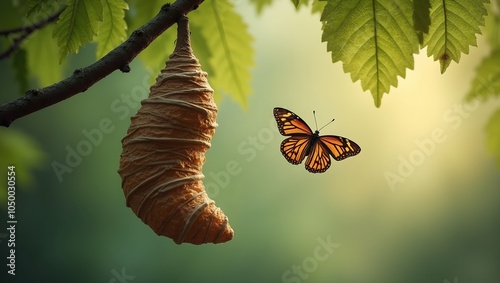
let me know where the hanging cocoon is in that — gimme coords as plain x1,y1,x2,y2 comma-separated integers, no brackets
118,17,233,245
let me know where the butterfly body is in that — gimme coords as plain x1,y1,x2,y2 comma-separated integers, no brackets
273,107,361,173
303,130,320,156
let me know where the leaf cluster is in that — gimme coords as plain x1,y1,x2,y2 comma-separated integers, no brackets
319,0,489,107
466,1,500,168
2,0,253,107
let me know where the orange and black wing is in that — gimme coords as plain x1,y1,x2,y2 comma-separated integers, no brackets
274,107,314,165
280,136,312,165
273,107,313,136
304,141,331,173
319,135,361,161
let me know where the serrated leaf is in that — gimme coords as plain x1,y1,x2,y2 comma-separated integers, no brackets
95,0,128,59
191,0,254,107
466,48,500,101
11,49,29,94
422,0,489,73
320,0,419,107
24,25,64,86
485,109,500,168
52,0,103,63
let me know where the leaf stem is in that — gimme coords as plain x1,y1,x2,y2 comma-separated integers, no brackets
371,0,381,106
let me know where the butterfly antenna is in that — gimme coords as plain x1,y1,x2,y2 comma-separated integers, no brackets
318,117,335,131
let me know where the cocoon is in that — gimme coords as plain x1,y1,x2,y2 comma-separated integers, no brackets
118,17,233,245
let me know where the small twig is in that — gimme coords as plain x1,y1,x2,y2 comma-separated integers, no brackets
173,16,192,54
0,8,64,36
0,0,205,127
0,8,65,60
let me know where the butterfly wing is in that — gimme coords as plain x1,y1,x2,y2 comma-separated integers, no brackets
304,140,331,173
280,136,312,165
319,135,361,161
274,107,314,166
273,107,313,136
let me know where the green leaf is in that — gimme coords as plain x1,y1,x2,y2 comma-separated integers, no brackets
422,0,489,73
485,109,500,168
249,0,273,14
466,48,500,101
191,0,254,107
24,25,64,86
190,24,215,79
292,0,324,14
485,1,500,48
320,0,419,107
0,129,45,205
11,49,29,94
413,0,431,44
26,0,64,17
95,0,128,59
311,0,326,15
26,0,47,16
190,0,254,107
126,0,163,29
52,0,103,63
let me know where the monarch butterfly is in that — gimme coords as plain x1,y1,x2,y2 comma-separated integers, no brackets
118,17,233,245
273,107,361,173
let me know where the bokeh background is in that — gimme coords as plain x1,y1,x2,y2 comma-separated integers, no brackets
2,1,500,283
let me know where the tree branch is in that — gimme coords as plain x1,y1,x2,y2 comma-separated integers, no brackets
0,8,65,60
0,0,205,127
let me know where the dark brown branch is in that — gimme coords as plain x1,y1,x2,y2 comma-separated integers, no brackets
0,0,204,127
0,8,65,60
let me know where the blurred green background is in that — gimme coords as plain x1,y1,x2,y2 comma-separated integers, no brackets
2,1,500,283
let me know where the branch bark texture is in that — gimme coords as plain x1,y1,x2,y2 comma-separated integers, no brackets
0,0,205,127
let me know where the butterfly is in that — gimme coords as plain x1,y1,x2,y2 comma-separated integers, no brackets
273,107,361,173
